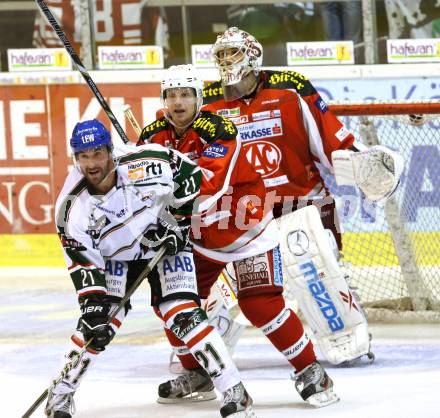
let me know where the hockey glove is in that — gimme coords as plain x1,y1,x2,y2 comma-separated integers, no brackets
144,216,191,256
80,296,115,351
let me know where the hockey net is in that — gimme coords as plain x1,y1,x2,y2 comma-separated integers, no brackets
284,100,440,322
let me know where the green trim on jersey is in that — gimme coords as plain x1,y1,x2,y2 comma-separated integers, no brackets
56,177,106,295
170,150,202,216
118,148,171,166
120,146,201,216
65,248,107,293
56,178,87,229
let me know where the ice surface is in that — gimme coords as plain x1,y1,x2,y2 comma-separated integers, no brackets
2,269,439,418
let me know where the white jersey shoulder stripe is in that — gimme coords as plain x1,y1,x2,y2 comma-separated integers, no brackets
297,94,333,170
198,135,242,213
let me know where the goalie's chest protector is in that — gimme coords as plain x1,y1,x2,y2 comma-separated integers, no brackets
203,74,354,200
206,90,323,198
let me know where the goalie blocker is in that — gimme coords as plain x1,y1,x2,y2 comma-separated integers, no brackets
279,205,373,365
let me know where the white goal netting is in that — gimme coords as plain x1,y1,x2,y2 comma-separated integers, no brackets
284,100,440,322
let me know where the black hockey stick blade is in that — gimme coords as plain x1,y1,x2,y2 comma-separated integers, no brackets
35,0,130,144
21,246,166,418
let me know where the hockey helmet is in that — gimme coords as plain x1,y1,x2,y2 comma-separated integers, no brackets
160,64,204,129
213,27,263,98
70,119,112,155
161,64,204,116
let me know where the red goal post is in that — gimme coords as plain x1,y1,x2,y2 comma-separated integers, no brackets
329,100,440,116
283,99,440,322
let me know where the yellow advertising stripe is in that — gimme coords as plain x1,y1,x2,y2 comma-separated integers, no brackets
0,234,64,267
342,232,440,266
1,232,438,267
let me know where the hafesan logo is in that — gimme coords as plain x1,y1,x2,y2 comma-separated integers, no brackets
286,41,354,65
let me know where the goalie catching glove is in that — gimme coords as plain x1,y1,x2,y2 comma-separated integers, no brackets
80,296,115,351
332,145,404,202
144,215,191,255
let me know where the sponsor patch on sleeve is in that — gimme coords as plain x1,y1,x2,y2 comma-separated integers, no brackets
335,126,350,141
217,107,240,117
202,142,228,158
314,97,328,113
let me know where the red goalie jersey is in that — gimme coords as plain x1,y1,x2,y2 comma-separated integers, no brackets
138,111,277,263
202,70,355,218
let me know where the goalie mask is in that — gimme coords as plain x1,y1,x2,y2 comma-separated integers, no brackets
161,64,204,129
213,27,263,101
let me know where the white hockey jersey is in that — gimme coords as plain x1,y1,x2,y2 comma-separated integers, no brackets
55,142,201,299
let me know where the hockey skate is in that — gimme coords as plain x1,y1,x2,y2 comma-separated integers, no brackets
292,361,339,407
220,382,256,418
45,390,76,418
157,367,217,403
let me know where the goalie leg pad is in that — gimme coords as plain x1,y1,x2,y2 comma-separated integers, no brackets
204,265,239,322
206,302,246,355
279,205,371,365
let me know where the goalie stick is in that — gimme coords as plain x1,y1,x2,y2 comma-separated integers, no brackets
21,246,166,418
35,0,130,144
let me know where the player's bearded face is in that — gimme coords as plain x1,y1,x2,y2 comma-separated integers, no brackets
76,146,114,187
163,87,198,128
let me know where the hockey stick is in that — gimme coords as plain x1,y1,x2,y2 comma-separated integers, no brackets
21,246,166,418
35,0,130,144
123,104,143,137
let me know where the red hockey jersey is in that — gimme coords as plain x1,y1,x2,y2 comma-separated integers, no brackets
203,70,355,215
33,0,167,49
138,111,278,262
